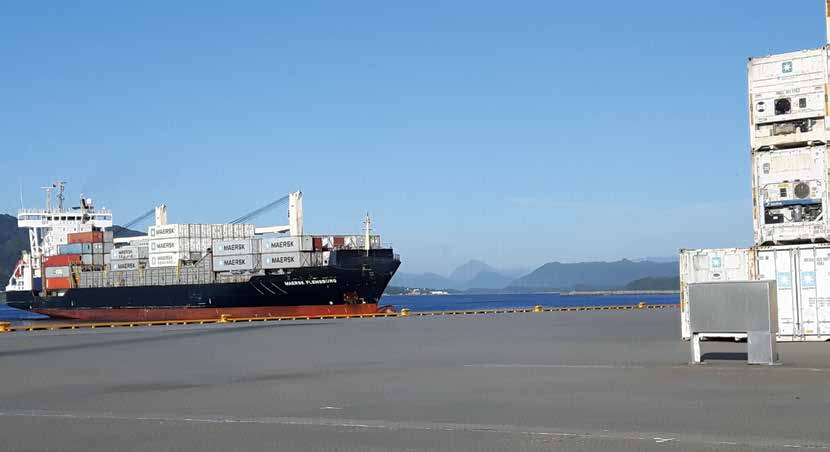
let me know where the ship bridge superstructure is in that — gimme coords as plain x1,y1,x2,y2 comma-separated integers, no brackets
5,182,111,292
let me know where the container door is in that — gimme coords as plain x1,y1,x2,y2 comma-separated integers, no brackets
811,247,830,337
796,247,820,336
758,248,797,337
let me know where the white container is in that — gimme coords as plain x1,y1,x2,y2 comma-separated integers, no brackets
679,248,757,340
111,246,149,261
212,254,259,272
757,243,830,340
148,224,181,239
44,266,72,278
149,238,189,254
213,238,261,256
261,252,310,270
748,47,829,150
753,145,829,244
261,236,312,253
111,260,141,272
149,252,184,268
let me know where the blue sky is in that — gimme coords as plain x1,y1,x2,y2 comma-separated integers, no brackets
0,1,825,273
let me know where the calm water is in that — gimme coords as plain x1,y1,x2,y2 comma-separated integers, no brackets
381,293,679,312
0,293,679,323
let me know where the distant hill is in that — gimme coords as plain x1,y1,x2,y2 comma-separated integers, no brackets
509,259,678,291
390,272,456,290
391,259,522,290
624,276,680,291
462,271,514,290
0,214,143,291
449,260,497,284
0,214,29,289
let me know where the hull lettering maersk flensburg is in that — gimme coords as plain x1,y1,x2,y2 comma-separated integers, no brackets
7,249,400,321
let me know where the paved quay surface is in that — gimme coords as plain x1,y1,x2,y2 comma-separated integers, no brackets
1,308,829,451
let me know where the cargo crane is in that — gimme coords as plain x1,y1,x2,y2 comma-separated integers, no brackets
114,207,156,237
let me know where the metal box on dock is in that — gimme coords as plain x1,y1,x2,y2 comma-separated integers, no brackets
749,47,830,151
753,145,830,245
689,280,778,334
679,248,757,340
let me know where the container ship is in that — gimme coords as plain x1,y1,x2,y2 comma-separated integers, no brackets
4,182,400,321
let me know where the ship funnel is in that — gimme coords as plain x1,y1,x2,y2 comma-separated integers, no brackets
288,192,303,236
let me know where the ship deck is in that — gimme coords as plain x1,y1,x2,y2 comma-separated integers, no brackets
1,309,829,451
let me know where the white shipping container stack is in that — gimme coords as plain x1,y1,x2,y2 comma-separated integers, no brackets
148,223,256,267
680,30,830,342
260,236,313,270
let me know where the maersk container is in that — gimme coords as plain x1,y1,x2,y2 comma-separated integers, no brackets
111,246,149,261
212,254,259,272
213,238,261,256
261,236,312,253
149,252,184,268
748,47,829,151
111,260,140,272
679,247,757,340
753,145,830,245
149,238,190,254
757,243,830,340
148,224,181,239
261,252,310,270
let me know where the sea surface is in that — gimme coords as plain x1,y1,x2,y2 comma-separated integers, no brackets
0,293,679,324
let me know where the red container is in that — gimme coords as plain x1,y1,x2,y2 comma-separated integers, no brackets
44,254,82,267
45,277,73,290
312,237,323,251
333,237,345,247
68,231,104,244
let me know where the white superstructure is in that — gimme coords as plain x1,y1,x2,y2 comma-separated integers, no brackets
6,182,112,292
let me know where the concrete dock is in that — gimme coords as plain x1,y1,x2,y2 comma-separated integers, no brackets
1,309,829,451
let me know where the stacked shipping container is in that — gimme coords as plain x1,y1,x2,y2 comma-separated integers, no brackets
148,224,255,268
680,44,830,341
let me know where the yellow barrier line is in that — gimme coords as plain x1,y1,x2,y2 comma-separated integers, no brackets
1,304,679,333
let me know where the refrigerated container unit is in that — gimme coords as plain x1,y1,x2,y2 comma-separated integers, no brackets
757,243,830,341
753,145,830,244
748,47,830,151
679,248,758,340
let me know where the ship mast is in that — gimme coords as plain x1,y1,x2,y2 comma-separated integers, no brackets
364,212,372,255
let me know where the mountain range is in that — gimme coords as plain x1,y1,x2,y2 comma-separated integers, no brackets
392,259,528,290
392,258,679,292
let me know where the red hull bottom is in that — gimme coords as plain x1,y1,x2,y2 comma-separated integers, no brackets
35,304,393,322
